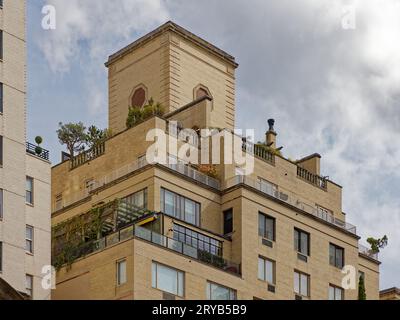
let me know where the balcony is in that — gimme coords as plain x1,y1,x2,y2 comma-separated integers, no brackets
70,142,105,170
135,225,240,275
358,244,379,261
26,142,50,161
297,166,327,190
225,175,357,235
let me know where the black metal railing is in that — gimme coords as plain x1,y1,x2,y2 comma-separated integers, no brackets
297,167,327,190
26,142,50,161
70,142,105,170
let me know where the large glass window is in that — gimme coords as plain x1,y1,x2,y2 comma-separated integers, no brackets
173,224,222,256
329,243,344,268
294,228,310,256
259,213,275,241
161,188,200,226
329,285,344,300
123,189,147,209
152,262,184,297
206,282,236,300
258,257,275,284
294,271,309,297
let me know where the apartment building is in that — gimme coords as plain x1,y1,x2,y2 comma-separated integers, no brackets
380,287,400,300
51,21,380,300
0,0,51,299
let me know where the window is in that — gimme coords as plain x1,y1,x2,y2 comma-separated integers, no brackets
223,209,233,235
0,135,3,166
160,188,200,226
26,225,34,254
26,275,33,298
173,224,222,256
0,83,3,113
26,176,34,205
123,189,147,209
294,271,309,297
329,285,344,300
206,282,236,300
131,87,146,107
0,189,3,219
294,228,310,256
329,243,344,268
259,213,275,241
152,262,184,297
0,30,3,61
117,260,127,286
0,242,2,272
258,257,275,284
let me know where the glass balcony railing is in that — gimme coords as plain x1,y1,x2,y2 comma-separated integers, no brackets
358,244,379,261
52,223,240,275
225,175,357,235
134,226,240,275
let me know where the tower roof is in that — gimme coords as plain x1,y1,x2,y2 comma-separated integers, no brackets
105,21,238,68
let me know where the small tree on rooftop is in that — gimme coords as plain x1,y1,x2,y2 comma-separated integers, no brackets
57,122,87,158
367,235,388,254
86,125,112,149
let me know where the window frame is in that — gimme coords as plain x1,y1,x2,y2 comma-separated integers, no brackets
258,212,276,241
26,176,34,205
258,256,276,285
329,243,345,269
116,259,127,286
329,284,344,300
223,208,233,235
25,225,34,254
160,188,200,226
206,281,237,300
294,270,310,298
151,261,184,297
25,274,33,298
294,228,310,256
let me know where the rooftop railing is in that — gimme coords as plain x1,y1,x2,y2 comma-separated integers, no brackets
242,141,275,165
225,175,357,235
358,244,379,261
26,142,50,161
70,142,105,170
297,166,327,190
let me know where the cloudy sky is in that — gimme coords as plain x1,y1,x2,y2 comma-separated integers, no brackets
27,0,399,290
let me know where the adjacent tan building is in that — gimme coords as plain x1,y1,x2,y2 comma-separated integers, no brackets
0,0,51,299
380,287,400,300
51,21,380,300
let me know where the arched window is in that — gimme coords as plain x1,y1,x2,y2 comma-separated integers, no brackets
131,87,146,107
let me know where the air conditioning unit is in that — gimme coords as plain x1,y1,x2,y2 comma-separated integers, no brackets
297,253,308,263
162,292,176,300
268,285,276,293
295,295,303,300
262,238,273,248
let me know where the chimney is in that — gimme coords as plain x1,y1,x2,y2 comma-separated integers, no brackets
266,119,277,149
